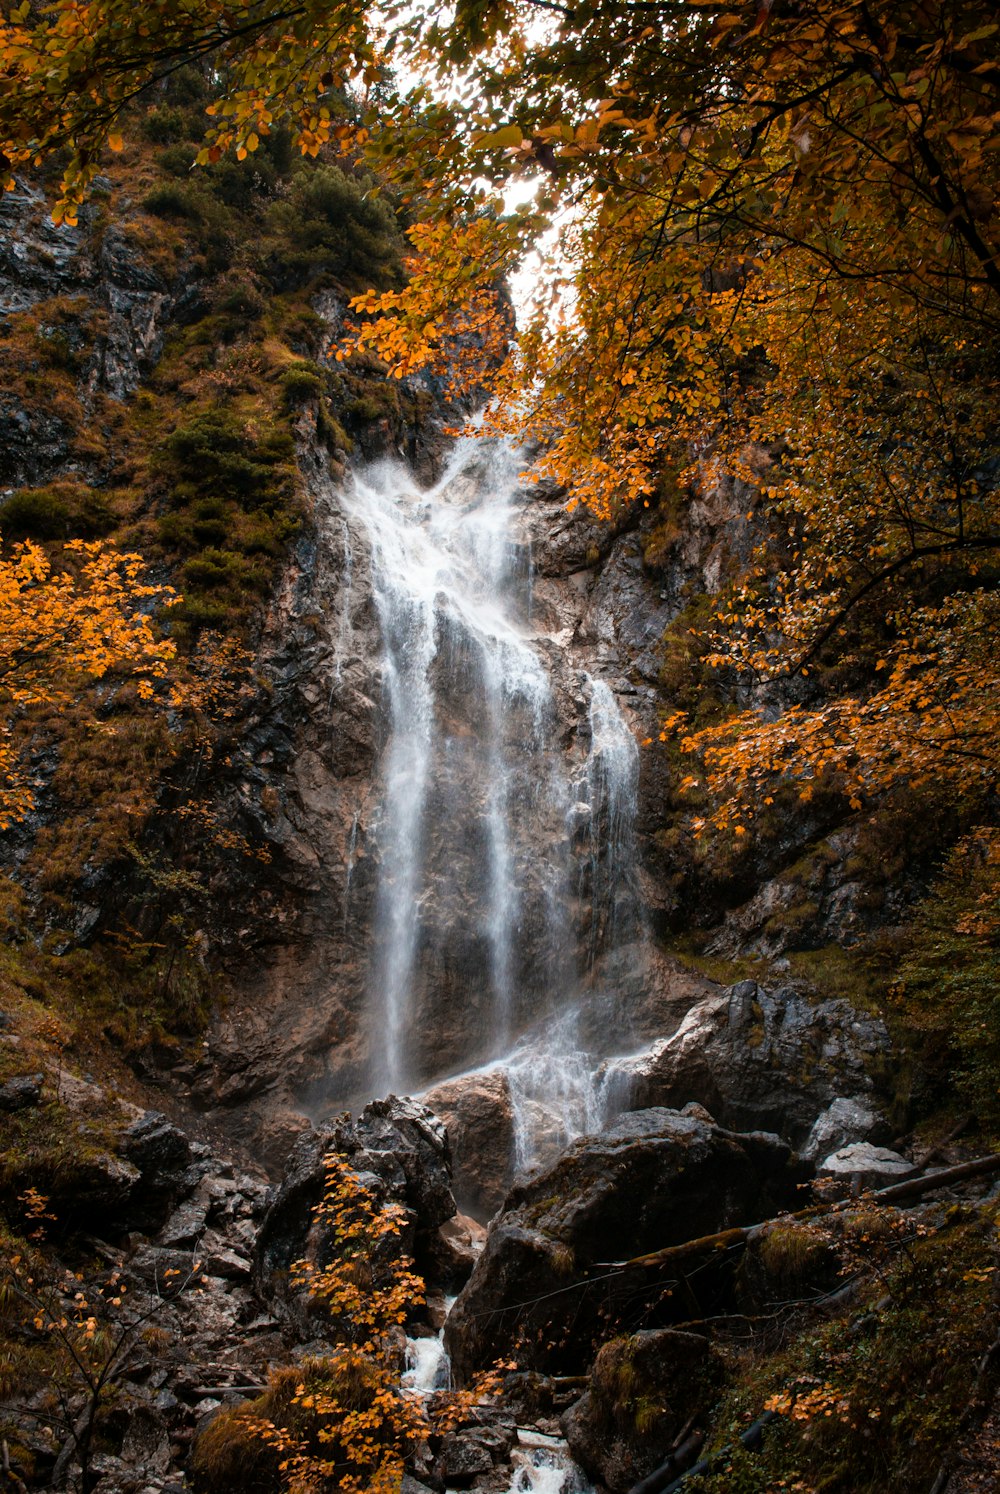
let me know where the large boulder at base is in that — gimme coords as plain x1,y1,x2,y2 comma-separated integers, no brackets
422,1069,515,1220
254,1096,456,1296
562,1329,722,1493
445,1108,803,1379
620,981,890,1144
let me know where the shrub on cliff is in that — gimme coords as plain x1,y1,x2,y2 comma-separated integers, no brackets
891,828,1000,1130
262,165,404,293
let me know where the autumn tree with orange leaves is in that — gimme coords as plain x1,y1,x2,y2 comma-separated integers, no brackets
0,0,997,831
0,541,180,829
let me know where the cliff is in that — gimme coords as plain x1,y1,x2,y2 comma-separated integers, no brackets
0,85,997,1494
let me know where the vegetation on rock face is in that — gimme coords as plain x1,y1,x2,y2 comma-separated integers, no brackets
0,62,419,1086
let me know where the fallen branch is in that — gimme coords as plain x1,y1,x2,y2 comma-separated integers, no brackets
628,1429,705,1494
597,1153,1000,1273
628,1411,779,1494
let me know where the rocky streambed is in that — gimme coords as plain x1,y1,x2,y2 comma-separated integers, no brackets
7,969,996,1494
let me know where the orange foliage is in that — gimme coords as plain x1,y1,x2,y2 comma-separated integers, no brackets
0,540,180,828
254,1158,507,1494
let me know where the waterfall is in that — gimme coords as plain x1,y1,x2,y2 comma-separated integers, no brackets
339,436,641,1163
584,677,642,970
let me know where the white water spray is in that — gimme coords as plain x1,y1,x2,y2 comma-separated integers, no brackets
340,437,642,1160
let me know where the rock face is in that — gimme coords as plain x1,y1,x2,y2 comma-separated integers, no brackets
0,181,189,488
445,1108,804,1379
562,1329,721,1493
619,980,891,1145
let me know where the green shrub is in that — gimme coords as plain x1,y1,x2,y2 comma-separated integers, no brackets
183,550,240,589
155,143,197,177
143,182,203,220
0,485,116,540
892,828,1000,1128
263,164,404,291
279,361,325,405
216,285,266,320
169,596,229,631
157,408,295,511
142,105,190,144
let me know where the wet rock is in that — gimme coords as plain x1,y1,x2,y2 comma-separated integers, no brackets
199,1242,253,1281
624,980,891,1145
255,1095,457,1297
433,1423,517,1486
122,1111,192,1177
445,1108,802,1378
802,1097,887,1162
158,1193,211,1249
401,1478,436,1494
817,1143,914,1191
422,1070,515,1218
120,1112,194,1230
120,1404,171,1477
562,1329,721,1493
0,1072,43,1110
432,1212,488,1289
127,1245,197,1291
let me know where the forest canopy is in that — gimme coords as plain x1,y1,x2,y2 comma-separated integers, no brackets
0,0,998,833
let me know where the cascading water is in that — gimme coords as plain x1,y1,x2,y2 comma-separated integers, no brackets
402,1312,592,1494
339,435,643,1166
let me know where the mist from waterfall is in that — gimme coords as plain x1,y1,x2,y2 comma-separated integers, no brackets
340,435,643,1165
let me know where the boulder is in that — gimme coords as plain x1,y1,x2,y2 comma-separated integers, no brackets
432,1212,487,1289
817,1143,914,1191
562,1329,721,1493
445,1108,803,1378
432,1421,517,1486
422,1069,515,1218
801,1097,886,1162
119,1111,194,1230
255,1095,457,1295
121,1111,192,1178
57,1152,141,1231
0,1073,43,1110
622,981,891,1145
